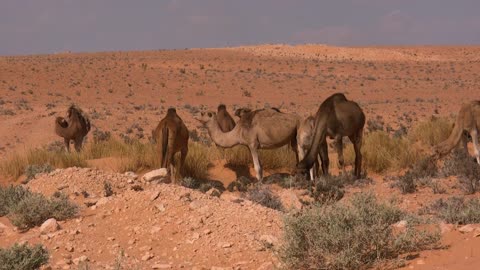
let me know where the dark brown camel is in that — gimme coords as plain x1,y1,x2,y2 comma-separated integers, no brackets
296,93,365,178
152,108,189,183
54,104,91,152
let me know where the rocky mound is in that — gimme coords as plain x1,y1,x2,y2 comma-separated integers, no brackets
1,168,283,269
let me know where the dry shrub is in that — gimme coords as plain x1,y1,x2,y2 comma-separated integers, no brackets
222,145,296,170
178,142,213,180
345,131,422,173
420,197,480,224
245,185,284,211
281,193,440,269
409,116,453,147
0,148,87,180
0,186,78,230
0,243,49,270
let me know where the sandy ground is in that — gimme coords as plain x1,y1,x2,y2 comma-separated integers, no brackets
1,44,480,269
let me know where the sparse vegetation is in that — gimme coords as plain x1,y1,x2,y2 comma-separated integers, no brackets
245,185,284,211
442,148,480,194
23,163,53,184
345,131,422,172
409,116,452,146
281,193,440,269
0,243,49,270
0,185,78,230
222,145,296,170
420,197,480,224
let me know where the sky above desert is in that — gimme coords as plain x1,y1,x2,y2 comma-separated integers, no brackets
2,0,480,55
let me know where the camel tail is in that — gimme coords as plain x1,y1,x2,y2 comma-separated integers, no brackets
435,114,464,156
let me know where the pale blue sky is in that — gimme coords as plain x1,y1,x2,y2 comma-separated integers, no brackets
2,0,479,55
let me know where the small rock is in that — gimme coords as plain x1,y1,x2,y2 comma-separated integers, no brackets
393,220,407,229
259,235,278,247
142,168,168,182
150,191,160,201
189,200,203,210
151,264,172,269
72,255,88,265
155,203,166,212
220,242,232,248
203,229,212,235
40,218,60,234
65,244,74,252
416,259,425,265
206,188,221,197
142,253,154,261
150,226,161,234
459,224,476,233
125,171,138,180
96,197,110,206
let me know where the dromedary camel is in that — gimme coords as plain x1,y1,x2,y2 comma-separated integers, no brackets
217,104,236,132
296,93,366,178
195,108,300,182
55,104,91,152
152,108,189,183
297,115,320,180
434,101,480,164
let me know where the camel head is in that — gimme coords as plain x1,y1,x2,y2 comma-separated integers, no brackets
56,116,69,128
234,108,252,118
194,111,217,125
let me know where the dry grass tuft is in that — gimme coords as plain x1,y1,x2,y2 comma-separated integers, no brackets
409,116,453,147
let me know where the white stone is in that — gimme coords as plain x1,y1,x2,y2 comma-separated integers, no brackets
40,218,60,234
142,169,168,182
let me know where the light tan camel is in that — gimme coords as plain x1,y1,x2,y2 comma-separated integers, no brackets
217,104,236,132
54,104,91,152
195,108,300,181
297,115,320,180
434,101,480,164
152,108,189,183
297,93,366,178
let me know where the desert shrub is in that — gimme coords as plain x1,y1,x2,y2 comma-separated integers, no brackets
420,197,480,224
0,243,49,270
180,177,201,189
281,193,440,269
313,176,345,203
345,131,422,173
442,148,480,194
409,116,452,147
245,185,284,211
103,181,113,197
23,163,53,183
0,185,31,216
393,172,417,194
392,157,438,194
0,185,78,230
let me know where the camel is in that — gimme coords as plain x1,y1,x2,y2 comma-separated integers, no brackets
297,115,320,180
195,108,300,182
434,101,480,164
217,104,236,132
152,108,189,183
234,107,281,118
54,104,91,152
296,93,366,179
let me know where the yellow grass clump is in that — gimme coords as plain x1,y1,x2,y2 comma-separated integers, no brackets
409,116,453,147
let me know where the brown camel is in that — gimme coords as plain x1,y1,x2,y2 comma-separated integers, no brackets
434,101,480,164
217,104,236,132
296,93,366,178
152,108,189,183
195,108,300,181
297,115,320,180
54,104,91,152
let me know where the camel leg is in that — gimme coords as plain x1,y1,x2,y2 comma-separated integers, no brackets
249,146,263,182
334,136,345,174
74,137,83,152
471,128,480,164
291,137,299,164
64,138,71,153
350,129,364,179
298,145,314,180
318,141,329,176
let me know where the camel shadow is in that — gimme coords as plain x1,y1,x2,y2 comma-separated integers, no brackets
224,163,253,179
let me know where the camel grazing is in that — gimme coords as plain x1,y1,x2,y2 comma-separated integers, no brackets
297,115,320,180
195,108,300,182
55,104,91,152
217,104,236,132
434,101,480,164
296,93,366,178
152,108,189,183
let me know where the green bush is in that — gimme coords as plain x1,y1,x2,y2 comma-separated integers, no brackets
0,243,49,270
281,193,440,269
23,163,53,183
0,185,31,216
